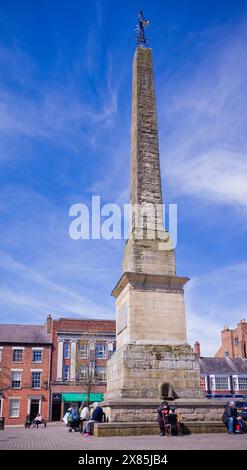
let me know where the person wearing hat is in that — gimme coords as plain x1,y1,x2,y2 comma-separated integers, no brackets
157,401,170,436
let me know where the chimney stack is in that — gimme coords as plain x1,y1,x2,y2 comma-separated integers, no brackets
194,341,201,357
45,314,52,334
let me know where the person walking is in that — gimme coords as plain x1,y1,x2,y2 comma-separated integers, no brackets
67,407,79,432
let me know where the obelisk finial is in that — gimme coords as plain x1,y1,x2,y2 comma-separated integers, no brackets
135,11,150,47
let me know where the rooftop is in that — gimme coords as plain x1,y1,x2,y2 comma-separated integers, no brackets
53,318,116,334
200,357,247,375
0,324,52,345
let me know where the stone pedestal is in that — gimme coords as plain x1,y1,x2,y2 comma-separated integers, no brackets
106,271,203,404
113,272,189,349
106,343,203,401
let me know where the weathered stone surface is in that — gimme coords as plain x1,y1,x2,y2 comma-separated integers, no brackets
114,274,188,349
122,47,175,276
106,344,203,401
122,237,176,276
101,399,226,425
94,421,226,437
130,49,162,213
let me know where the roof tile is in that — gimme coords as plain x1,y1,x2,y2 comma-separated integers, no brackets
0,324,52,344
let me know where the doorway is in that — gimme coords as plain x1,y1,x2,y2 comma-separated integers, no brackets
52,401,61,421
30,399,40,421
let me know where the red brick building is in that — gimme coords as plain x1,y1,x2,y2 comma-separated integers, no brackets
0,316,116,424
49,317,116,421
215,319,247,358
0,322,52,425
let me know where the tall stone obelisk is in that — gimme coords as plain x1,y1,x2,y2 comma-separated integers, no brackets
105,45,202,404
123,46,176,277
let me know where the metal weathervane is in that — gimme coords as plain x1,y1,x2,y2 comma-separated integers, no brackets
135,11,150,47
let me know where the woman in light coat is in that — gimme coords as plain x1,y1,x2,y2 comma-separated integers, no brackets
79,402,90,434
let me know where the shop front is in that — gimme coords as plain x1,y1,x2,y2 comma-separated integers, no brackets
51,392,104,421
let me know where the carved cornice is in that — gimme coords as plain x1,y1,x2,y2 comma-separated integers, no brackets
112,272,189,298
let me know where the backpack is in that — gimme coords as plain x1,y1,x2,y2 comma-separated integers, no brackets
67,413,73,423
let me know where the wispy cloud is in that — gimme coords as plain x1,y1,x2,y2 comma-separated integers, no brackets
186,262,247,355
0,253,113,322
0,41,119,156
159,17,247,211
0,185,120,323
156,17,247,354
167,150,247,207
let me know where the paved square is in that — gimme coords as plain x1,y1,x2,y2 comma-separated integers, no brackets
0,423,247,450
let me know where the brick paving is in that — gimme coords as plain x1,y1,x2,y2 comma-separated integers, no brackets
0,423,247,450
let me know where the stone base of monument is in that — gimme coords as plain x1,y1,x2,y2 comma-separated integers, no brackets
101,398,225,422
106,343,204,400
97,399,227,436
94,421,226,437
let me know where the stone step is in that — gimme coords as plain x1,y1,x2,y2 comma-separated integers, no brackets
94,421,226,437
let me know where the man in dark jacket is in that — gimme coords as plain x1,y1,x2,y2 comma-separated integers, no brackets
222,401,243,434
84,402,105,435
157,401,170,436
92,404,104,422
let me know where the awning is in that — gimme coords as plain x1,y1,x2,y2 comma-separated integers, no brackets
62,393,104,402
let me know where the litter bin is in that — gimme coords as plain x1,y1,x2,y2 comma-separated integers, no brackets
0,417,5,430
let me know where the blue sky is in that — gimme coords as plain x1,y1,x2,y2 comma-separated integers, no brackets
0,0,247,355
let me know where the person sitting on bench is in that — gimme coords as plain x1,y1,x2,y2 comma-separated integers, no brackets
84,402,104,436
33,413,46,428
157,401,170,436
24,414,32,429
222,401,244,434
167,407,180,435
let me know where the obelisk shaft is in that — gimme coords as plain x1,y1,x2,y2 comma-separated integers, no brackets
122,47,176,276
130,48,163,209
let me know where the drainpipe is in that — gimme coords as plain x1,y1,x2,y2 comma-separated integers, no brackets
206,376,211,395
229,375,234,396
